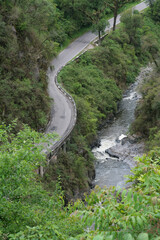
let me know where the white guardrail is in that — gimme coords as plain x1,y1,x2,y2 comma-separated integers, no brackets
40,66,77,176
47,65,77,159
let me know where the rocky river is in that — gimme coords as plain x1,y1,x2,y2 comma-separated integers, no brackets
92,65,153,189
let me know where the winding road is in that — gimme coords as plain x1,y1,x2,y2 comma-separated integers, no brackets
45,1,148,153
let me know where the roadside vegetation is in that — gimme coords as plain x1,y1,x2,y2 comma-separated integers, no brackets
0,0,138,131
1,122,160,239
0,1,160,239
50,6,160,201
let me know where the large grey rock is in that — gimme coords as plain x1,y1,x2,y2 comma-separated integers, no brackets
105,149,119,159
121,137,129,145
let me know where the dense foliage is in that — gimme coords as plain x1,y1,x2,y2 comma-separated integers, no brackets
131,73,160,151
47,8,160,200
55,0,138,39
131,4,160,150
0,122,84,239
131,74,160,136
0,0,138,131
74,150,160,239
0,123,159,239
0,0,58,130
1,1,160,239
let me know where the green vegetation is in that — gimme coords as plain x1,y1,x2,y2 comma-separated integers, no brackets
1,1,160,239
131,73,160,151
0,0,138,131
0,0,57,131
107,0,138,31
130,3,160,151
0,123,159,239
0,122,83,239
0,0,147,204
131,74,160,137
56,0,138,43
73,150,160,239
48,8,160,200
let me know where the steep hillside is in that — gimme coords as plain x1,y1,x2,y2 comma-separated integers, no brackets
44,8,160,201
0,0,138,131
0,1,57,130
0,2,160,239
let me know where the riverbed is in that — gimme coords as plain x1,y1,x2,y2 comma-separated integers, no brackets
92,65,153,189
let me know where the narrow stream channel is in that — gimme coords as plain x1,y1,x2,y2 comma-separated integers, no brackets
92,65,153,189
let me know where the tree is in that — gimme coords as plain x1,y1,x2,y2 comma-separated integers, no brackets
108,0,137,31
0,122,58,235
120,9,143,48
76,151,160,239
0,0,60,131
146,0,155,12
150,0,160,22
74,0,109,42
131,76,160,136
142,33,160,68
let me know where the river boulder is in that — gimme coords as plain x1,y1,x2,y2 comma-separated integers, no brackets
105,149,119,159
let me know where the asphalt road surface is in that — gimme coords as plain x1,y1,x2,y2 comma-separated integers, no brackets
45,1,148,150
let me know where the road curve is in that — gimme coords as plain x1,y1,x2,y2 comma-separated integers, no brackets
45,1,148,152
